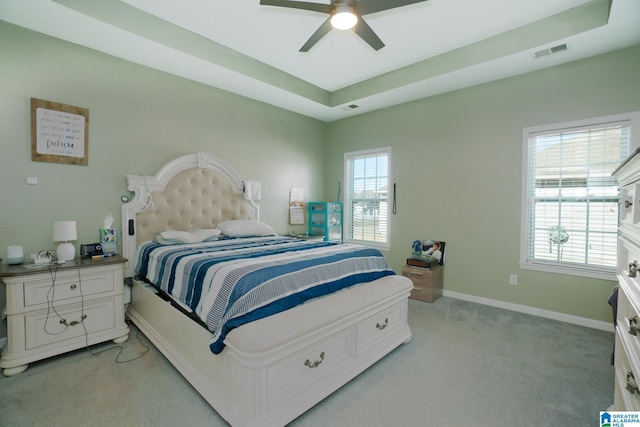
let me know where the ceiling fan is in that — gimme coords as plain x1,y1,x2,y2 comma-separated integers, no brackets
260,0,429,52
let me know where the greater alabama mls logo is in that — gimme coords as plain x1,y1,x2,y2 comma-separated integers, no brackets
601,411,640,426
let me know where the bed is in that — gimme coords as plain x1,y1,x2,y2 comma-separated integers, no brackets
121,152,413,427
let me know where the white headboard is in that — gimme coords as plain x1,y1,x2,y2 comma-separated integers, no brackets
121,152,259,277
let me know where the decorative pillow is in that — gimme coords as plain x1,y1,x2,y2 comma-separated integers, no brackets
158,228,221,244
217,220,277,237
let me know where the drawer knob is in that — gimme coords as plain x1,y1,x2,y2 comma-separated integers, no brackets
630,316,640,336
625,200,634,209
627,371,640,395
70,284,77,290
376,318,389,330
304,352,325,368
629,260,639,278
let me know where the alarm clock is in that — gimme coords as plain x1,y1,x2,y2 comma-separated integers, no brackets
80,243,103,258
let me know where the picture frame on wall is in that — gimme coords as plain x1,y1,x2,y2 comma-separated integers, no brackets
31,97,89,166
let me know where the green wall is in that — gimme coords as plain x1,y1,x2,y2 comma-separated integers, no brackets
326,44,640,324
1,18,639,342
0,21,325,339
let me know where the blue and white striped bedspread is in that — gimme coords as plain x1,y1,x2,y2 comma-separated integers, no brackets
135,236,395,354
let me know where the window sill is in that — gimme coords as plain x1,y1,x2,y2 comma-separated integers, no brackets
519,261,616,281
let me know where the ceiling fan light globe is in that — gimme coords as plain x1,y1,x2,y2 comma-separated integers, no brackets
331,9,358,30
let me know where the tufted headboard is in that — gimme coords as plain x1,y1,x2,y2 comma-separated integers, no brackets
121,152,259,277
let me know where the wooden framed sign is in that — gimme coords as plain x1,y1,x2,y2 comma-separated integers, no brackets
31,98,89,166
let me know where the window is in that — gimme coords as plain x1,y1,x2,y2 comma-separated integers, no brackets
344,147,391,249
520,113,639,280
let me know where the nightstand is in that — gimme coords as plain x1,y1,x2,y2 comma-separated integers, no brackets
0,256,130,376
401,264,443,303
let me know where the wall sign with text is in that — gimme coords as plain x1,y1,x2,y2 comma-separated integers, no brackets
31,98,89,166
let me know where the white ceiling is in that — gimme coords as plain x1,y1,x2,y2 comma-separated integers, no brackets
1,0,639,122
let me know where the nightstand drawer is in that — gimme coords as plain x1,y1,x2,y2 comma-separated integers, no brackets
25,298,116,349
409,285,435,302
24,271,116,307
401,266,433,286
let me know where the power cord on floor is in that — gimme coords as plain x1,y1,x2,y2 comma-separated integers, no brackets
83,318,150,363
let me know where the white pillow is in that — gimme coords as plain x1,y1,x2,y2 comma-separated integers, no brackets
159,228,221,244
217,220,277,237
153,235,182,245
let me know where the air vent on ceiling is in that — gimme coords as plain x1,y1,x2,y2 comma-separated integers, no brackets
341,104,359,111
533,43,568,59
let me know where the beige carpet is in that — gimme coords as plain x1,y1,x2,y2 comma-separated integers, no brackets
0,296,614,426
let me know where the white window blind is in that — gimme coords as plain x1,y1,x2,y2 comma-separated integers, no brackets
344,148,391,249
522,119,629,278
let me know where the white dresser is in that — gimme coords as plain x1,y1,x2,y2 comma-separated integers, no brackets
0,256,130,376
612,148,640,409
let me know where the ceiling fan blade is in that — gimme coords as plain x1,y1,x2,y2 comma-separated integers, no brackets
300,17,333,52
260,0,331,14
355,18,385,51
357,0,429,15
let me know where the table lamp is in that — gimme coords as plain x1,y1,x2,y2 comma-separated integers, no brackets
53,220,77,261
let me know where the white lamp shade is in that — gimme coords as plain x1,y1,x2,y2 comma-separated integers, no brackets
53,221,78,242
53,221,77,261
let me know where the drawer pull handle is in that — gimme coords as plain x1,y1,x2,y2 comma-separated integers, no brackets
304,352,325,368
630,316,640,336
627,371,640,394
376,318,389,330
630,260,639,278
59,314,87,327
70,284,77,290
413,287,423,291
625,200,634,209
409,272,424,276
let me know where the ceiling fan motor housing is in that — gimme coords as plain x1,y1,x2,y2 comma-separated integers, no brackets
331,3,358,30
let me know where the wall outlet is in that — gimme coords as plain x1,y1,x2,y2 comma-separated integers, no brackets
509,274,518,285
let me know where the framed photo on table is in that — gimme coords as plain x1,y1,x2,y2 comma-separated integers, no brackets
408,239,446,268
31,98,89,166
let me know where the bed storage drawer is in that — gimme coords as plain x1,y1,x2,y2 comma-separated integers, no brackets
357,300,407,355
267,327,355,408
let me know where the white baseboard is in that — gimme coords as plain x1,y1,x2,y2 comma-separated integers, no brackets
442,290,614,332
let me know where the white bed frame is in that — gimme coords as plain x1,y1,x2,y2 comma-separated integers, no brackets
122,152,412,427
